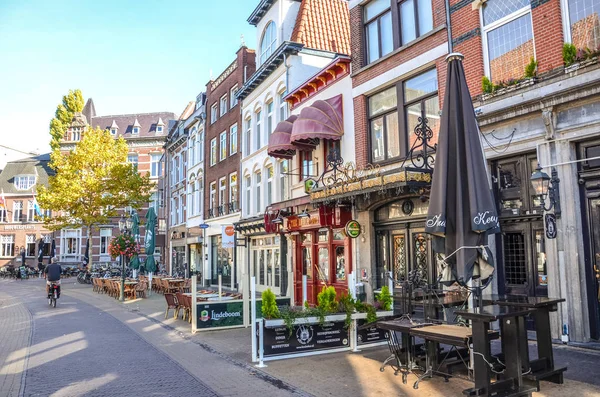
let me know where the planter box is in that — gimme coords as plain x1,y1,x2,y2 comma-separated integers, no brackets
565,57,599,74
264,314,347,328
351,310,394,320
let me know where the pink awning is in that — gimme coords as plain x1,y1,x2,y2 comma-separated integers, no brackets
290,94,344,149
267,115,298,159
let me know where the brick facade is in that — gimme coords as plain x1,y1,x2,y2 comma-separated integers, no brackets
532,0,565,74
204,47,256,220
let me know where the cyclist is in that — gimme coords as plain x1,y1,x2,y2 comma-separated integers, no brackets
44,257,61,297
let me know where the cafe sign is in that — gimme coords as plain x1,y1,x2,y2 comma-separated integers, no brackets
345,220,361,238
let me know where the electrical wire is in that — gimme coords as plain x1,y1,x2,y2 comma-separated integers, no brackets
480,128,516,154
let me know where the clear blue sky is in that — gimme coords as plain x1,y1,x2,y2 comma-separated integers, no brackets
0,0,258,154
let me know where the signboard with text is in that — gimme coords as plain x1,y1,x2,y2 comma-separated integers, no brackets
197,301,244,329
357,319,389,345
260,320,349,357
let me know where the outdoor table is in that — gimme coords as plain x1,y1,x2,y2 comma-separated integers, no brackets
455,305,537,397
488,295,567,387
412,294,468,322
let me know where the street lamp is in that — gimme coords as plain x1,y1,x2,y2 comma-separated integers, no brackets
530,163,561,216
118,212,133,301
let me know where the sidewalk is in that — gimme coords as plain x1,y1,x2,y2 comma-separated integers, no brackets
65,281,600,396
0,290,31,397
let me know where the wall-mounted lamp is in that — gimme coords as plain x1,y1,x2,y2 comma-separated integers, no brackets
530,163,561,216
271,216,284,224
297,210,310,219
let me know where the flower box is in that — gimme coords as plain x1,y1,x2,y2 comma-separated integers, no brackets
264,314,347,328
565,57,599,74
351,310,394,320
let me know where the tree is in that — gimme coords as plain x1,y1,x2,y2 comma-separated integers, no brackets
49,89,84,151
37,127,155,268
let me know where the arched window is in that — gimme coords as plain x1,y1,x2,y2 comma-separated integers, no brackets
245,175,252,216
188,178,195,216
255,171,262,214
260,22,277,64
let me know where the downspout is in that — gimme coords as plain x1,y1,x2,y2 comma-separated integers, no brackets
284,53,290,93
445,0,453,52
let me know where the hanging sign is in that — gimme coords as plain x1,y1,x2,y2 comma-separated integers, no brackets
345,220,361,239
304,178,317,194
199,223,210,229
545,214,557,239
222,225,235,248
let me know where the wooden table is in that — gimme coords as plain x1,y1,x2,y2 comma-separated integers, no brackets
455,305,538,397
488,295,567,387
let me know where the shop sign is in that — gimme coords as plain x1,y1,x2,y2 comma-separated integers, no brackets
286,214,320,231
545,214,557,239
197,301,244,329
260,320,349,357
304,179,317,194
4,225,35,230
357,319,389,345
345,220,361,238
222,225,235,248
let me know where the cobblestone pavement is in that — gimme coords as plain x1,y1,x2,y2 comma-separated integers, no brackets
4,278,600,397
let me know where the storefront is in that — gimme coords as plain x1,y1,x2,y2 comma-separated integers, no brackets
284,205,352,305
250,235,282,294
210,235,233,287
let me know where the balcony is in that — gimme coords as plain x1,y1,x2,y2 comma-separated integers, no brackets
207,202,239,219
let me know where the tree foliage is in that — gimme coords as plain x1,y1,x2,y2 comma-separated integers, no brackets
37,127,155,233
49,89,84,151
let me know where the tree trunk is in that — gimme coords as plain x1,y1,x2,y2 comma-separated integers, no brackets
87,225,92,270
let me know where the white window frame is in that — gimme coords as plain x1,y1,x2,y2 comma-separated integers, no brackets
128,153,138,170
210,182,217,210
179,152,186,182
255,171,262,214
26,234,36,257
279,160,289,201
132,127,140,134
171,198,176,225
150,154,162,178
150,191,158,212
179,193,185,224
260,21,277,64
27,200,35,222
111,128,117,135
100,228,112,255
189,133,196,166
245,118,252,156
219,177,227,208
197,131,204,163
13,200,23,222
480,3,535,80
279,91,288,121
157,125,163,133
1,235,15,257
230,85,239,109
256,109,262,151
219,131,227,161
72,127,81,141
0,207,7,223
220,95,228,116
14,175,36,190
210,138,217,166
266,165,273,207
230,124,238,155
229,172,238,207
188,180,195,216
210,103,218,124
266,101,274,135
245,175,252,216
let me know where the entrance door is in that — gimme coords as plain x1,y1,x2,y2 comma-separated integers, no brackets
584,194,600,339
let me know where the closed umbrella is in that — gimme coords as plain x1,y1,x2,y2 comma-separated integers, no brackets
37,238,44,278
425,53,499,287
48,239,55,265
130,211,141,277
145,207,157,293
83,239,89,268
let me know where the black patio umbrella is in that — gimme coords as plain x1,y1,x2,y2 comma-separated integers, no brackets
37,238,44,265
21,249,26,267
48,239,55,265
425,53,499,287
83,238,89,267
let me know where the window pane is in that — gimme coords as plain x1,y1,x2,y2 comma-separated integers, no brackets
369,86,397,117
569,0,600,50
318,247,329,282
386,112,400,159
367,21,380,63
423,96,440,146
404,69,438,102
406,102,422,150
380,11,393,56
400,0,417,45
417,0,433,35
483,0,529,25
302,246,312,279
487,14,534,82
365,0,390,20
535,229,547,286
335,246,346,281
371,117,385,162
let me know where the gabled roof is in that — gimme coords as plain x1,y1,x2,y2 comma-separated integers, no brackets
248,0,302,26
291,0,351,55
133,118,141,128
0,154,54,194
90,112,176,138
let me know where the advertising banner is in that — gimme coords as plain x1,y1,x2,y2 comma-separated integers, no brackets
261,320,349,357
356,319,389,345
222,225,235,248
197,301,244,329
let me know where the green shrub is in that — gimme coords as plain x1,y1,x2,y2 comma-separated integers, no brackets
338,293,356,329
482,76,494,94
524,57,538,78
376,286,393,311
317,286,338,313
261,288,280,319
563,43,577,66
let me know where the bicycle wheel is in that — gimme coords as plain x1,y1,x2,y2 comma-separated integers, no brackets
52,298,56,308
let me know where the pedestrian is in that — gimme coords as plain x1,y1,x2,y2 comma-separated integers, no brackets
38,261,45,279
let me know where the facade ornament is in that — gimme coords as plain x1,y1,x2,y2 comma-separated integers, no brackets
541,106,556,140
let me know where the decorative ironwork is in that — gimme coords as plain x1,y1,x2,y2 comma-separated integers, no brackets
414,233,429,282
393,235,407,284
401,116,437,172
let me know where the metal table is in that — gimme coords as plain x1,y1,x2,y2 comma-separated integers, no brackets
455,305,538,397
488,295,567,387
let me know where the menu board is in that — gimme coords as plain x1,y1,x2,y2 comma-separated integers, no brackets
356,319,389,345
261,320,349,357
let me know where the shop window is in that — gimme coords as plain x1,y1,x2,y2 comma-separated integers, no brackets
1,235,14,257
482,0,534,82
302,246,313,279
534,229,548,288
318,247,330,282
335,246,346,281
26,234,36,256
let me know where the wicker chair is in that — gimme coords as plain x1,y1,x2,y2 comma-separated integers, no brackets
182,279,191,293
176,292,186,319
164,293,179,319
135,281,147,299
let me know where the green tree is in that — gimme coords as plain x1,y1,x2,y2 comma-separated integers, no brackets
49,89,84,151
37,127,155,268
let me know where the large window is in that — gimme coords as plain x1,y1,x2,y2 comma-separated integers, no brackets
150,154,162,178
567,0,600,50
1,235,14,257
189,134,196,166
255,171,262,214
229,173,238,208
27,200,35,222
230,124,238,155
266,101,274,135
14,175,36,190
197,132,204,163
230,85,239,109
399,0,433,45
219,177,227,209
365,0,393,63
279,160,289,201
220,95,228,116
482,0,533,82
210,138,217,166
100,228,112,255
245,175,252,216
369,69,439,163
245,119,252,156
128,154,138,170
300,151,314,180
0,207,7,223
26,234,36,256
220,132,227,161
188,181,195,216
210,103,218,124
266,165,273,207
260,21,277,64
179,152,185,182
13,200,23,222
210,182,216,210
256,110,262,150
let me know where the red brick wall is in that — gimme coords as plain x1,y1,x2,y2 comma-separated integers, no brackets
353,95,368,168
532,0,565,74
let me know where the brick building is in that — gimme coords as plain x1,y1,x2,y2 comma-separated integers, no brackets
203,46,256,289
58,99,175,269
340,0,600,342
0,154,53,268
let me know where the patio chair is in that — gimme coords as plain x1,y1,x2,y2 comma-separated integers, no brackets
176,292,186,319
164,293,179,319
183,279,191,293
135,281,147,299
185,295,193,323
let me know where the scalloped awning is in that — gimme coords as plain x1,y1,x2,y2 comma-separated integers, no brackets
290,94,344,149
267,115,298,159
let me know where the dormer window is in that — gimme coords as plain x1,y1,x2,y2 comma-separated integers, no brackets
156,117,165,134
132,118,141,134
110,120,119,135
260,21,277,64
133,127,140,134
111,128,117,135
14,175,36,190
72,127,81,141
157,126,163,133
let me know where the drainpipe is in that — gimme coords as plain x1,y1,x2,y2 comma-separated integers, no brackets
445,0,453,52
284,53,290,94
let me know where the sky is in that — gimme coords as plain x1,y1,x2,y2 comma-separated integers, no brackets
0,0,258,154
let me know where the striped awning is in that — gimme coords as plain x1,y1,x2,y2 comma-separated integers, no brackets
267,115,298,159
290,94,344,149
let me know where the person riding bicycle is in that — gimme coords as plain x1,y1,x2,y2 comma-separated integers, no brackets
44,257,61,297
